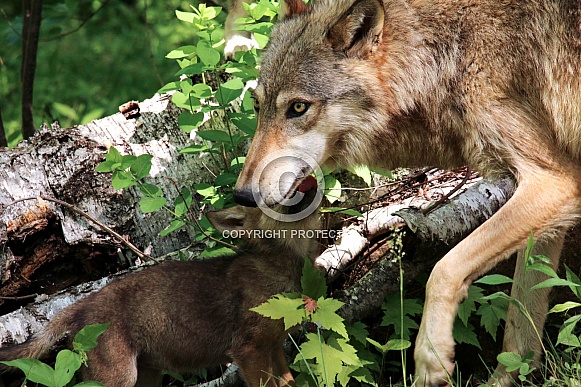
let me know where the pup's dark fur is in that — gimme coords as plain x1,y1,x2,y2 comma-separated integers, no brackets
0,202,319,387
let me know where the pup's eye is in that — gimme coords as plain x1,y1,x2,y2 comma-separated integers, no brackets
253,99,260,112
287,101,310,118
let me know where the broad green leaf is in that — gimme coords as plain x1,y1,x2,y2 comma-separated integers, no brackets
73,323,110,352
311,297,347,338
53,102,78,120
130,154,153,180
324,175,342,204
366,337,411,353
566,266,581,299
549,301,581,314
557,315,581,347
0,358,55,385
228,112,256,135
111,170,136,190
526,263,559,279
498,352,525,372
54,350,82,387
346,322,369,345
215,173,238,187
160,219,186,237
139,197,167,213
175,10,195,23
175,62,205,77
457,285,484,326
174,188,193,217
119,154,137,170
179,144,209,154
105,146,122,164
531,278,580,291
179,112,205,133
349,165,373,186
157,81,181,94
199,246,236,258
301,258,327,299
166,45,196,59
475,274,513,286
476,297,508,340
320,207,363,217
197,130,232,143
453,319,481,349
95,160,115,173
216,78,244,106
139,183,162,198
381,293,422,340
191,84,213,99
250,294,305,330
194,183,217,198
196,40,220,67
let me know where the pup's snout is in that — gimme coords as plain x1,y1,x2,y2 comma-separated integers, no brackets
233,188,258,207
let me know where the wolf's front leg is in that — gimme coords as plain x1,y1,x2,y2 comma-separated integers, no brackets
413,167,581,387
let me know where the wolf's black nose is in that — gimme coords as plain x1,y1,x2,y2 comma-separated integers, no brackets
233,189,258,207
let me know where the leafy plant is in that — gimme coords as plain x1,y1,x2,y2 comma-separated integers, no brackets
0,323,110,387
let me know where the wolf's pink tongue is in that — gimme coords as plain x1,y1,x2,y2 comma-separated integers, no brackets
298,176,317,193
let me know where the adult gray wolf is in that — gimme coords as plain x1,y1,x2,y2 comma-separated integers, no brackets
0,182,319,387
232,0,581,385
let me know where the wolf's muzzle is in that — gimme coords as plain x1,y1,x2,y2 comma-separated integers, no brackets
233,188,258,207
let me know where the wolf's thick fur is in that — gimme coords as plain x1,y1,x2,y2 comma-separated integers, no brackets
233,0,581,385
0,204,318,387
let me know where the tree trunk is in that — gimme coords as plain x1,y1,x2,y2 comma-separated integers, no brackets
21,0,43,139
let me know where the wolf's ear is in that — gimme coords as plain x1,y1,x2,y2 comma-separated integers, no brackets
327,0,385,58
206,206,247,233
279,0,310,21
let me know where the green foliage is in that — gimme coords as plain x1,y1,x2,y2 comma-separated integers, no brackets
0,323,109,387
496,351,536,382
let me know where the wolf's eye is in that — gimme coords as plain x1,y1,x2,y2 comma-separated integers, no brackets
253,99,260,112
287,101,310,118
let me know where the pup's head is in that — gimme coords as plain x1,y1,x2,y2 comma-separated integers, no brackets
234,0,387,207
208,176,320,257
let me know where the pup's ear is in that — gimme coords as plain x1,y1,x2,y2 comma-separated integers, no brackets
206,206,247,233
279,0,310,21
327,0,385,58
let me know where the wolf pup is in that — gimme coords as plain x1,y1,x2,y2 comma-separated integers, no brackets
233,0,581,386
0,177,320,387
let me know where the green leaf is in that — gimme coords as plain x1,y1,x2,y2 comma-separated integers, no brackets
475,274,513,286
453,318,481,349
73,323,110,352
320,207,363,217
457,285,484,326
140,183,162,197
53,102,78,120
250,294,305,330
105,146,122,164
196,40,220,67
130,154,153,180
366,338,411,353
174,187,193,217
0,358,55,385
346,322,369,345
179,112,205,133
179,144,209,154
531,278,580,291
324,175,342,204
139,197,167,213
111,170,136,190
54,350,82,387
566,266,581,299
166,45,196,59
301,258,327,299
160,219,186,237
194,183,217,199
197,130,232,143
95,160,115,173
191,84,213,99
476,297,508,340
526,263,559,279
557,315,581,347
215,173,238,187
216,78,244,106
199,246,237,258
228,112,257,135
157,81,181,94
380,293,422,340
549,301,581,314
349,165,372,186
311,297,347,338
497,352,526,372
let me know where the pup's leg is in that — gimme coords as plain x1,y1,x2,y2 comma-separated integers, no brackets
413,167,580,387
489,232,565,386
81,337,138,387
273,345,294,386
224,0,258,59
234,346,277,387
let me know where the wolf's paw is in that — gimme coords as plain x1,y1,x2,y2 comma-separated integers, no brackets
414,338,455,387
224,33,259,60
